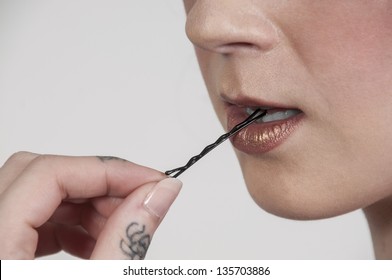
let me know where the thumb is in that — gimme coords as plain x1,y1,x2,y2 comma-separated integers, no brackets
90,177,182,259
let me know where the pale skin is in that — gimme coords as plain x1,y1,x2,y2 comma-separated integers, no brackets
184,0,392,259
0,152,181,259
2,1,392,260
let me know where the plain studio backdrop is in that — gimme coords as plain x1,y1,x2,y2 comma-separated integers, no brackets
0,0,373,259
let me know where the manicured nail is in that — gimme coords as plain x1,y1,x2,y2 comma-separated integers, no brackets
143,178,182,218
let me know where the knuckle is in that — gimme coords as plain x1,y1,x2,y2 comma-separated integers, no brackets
8,151,30,162
30,154,56,169
3,151,37,168
25,154,60,180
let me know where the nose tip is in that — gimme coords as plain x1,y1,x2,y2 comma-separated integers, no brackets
185,1,280,54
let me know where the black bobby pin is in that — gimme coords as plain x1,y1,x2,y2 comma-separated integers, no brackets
165,109,267,178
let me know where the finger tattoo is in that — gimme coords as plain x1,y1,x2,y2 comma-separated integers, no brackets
120,222,151,260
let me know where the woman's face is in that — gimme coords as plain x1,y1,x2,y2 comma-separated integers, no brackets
184,0,392,219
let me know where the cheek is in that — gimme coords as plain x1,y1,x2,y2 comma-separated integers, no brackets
284,1,392,109
255,3,392,219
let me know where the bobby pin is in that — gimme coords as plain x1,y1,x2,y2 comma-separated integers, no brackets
165,108,267,178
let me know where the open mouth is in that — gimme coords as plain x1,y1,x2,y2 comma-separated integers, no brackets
227,106,304,154
245,107,302,123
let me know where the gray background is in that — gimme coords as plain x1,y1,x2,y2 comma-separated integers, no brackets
0,0,373,259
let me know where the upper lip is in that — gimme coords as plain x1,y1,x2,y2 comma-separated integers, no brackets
221,92,298,111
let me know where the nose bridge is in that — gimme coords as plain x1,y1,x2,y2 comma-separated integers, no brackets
185,0,280,53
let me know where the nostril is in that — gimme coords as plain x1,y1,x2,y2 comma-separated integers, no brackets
215,42,260,54
226,42,255,48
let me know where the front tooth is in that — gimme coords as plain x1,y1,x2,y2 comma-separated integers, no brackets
246,107,256,115
246,107,272,116
262,111,286,122
260,109,300,123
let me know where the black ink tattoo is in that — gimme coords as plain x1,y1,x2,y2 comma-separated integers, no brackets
97,156,127,163
120,222,151,260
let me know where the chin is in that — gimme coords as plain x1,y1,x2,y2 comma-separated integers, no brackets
239,161,369,221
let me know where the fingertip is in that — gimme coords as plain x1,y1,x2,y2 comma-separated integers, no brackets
143,177,183,219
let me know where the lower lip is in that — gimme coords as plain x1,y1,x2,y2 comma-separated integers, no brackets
227,106,304,154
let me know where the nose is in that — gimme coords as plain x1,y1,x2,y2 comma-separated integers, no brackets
185,0,280,54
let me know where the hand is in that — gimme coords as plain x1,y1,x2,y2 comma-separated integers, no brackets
0,152,182,259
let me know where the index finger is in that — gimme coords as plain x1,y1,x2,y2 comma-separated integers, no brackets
0,154,165,229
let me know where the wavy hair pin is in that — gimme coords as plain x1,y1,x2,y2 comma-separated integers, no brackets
165,108,267,178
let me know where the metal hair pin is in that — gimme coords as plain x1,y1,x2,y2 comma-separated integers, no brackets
165,108,267,178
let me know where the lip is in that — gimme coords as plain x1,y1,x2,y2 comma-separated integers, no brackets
226,105,304,154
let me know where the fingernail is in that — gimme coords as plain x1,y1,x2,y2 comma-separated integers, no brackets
143,177,182,218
